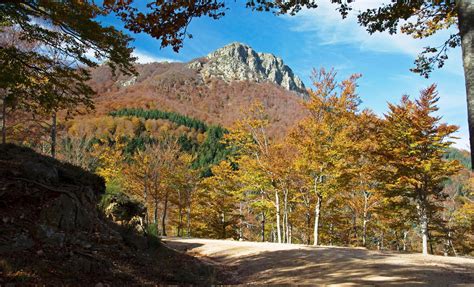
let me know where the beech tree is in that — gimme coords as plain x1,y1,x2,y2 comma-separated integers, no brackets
354,0,474,168
290,68,360,246
225,101,285,242
345,110,384,247
380,85,461,255
199,160,241,239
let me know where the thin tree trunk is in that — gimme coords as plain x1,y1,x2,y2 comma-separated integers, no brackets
1,96,6,144
352,211,357,244
143,175,148,225
260,192,266,242
429,232,434,255
239,201,243,240
222,212,226,238
187,206,191,237
329,223,333,246
289,222,292,244
153,198,158,225
162,191,169,236
51,112,57,158
283,189,288,243
186,189,192,237
178,190,183,237
271,225,275,242
380,232,384,250
313,176,322,246
448,231,458,257
275,190,282,243
314,193,322,246
362,191,369,247
305,199,311,245
458,0,474,168
403,231,408,251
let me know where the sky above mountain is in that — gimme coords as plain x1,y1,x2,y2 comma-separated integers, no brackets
100,1,467,149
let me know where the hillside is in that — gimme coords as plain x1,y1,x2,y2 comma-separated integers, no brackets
87,43,308,139
0,144,220,284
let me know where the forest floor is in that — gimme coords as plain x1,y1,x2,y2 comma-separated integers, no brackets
163,237,474,286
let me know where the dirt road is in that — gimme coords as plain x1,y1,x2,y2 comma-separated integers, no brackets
163,238,474,285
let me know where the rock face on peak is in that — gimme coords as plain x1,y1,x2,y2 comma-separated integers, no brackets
188,42,307,95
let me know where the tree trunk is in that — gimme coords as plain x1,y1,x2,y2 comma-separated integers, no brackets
222,212,226,238
289,222,292,244
352,211,357,244
51,112,57,158
429,232,434,255
153,198,158,225
143,175,148,225
362,191,369,247
306,212,311,245
1,96,6,144
261,211,266,242
403,231,408,251
283,189,289,243
275,190,282,243
380,232,384,250
420,208,429,256
458,0,474,168
329,223,334,246
187,206,191,237
162,191,169,236
313,176,322,246
186,190,192,237
303,190,311,245
239,201,243,240
177,190,183,237
314,193,322,246
449,231,458,257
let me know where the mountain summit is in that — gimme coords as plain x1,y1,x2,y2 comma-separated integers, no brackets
188,42,307,95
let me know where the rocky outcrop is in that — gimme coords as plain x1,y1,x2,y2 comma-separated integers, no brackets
188,42,307,95
0,144,218,284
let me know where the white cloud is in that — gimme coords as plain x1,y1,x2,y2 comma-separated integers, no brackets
132,50,178,64
83,49,178,64
285,1,462,75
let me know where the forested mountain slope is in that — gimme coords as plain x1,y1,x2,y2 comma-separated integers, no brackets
87,43,307,139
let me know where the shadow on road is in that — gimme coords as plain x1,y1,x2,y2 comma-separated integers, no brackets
164,239,474,285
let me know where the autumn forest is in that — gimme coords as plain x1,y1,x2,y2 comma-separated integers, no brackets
1,1,474,284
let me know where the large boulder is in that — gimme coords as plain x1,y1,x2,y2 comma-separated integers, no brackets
101,191,146,232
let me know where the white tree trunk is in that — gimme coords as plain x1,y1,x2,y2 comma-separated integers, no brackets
403,231,408,251
275,190,282,243
417,201,429,255
313,176,322,246
314,193,322,246
283,189,289,243
362,191,369,247
239,201,243,240
421,212,429,256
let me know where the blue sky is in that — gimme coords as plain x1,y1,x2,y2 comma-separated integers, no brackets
101,1,468,150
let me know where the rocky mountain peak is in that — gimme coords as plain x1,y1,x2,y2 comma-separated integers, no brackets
188,42,307,95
